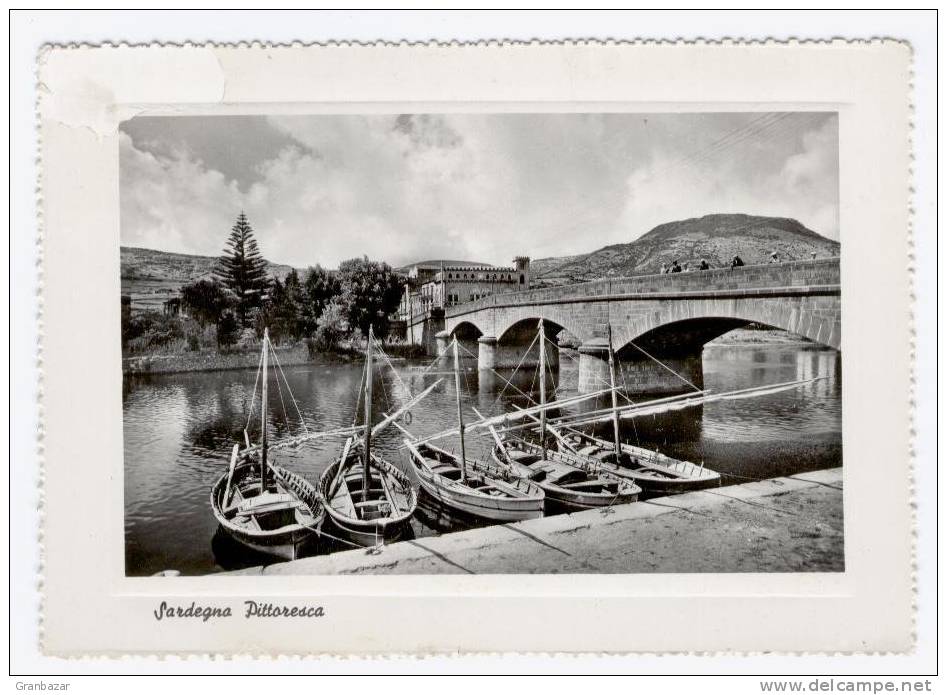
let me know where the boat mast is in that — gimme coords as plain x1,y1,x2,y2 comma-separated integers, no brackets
606,323,622,461
452,336,467,483
260,328,269,493
362,325,374,501
538,319,547,461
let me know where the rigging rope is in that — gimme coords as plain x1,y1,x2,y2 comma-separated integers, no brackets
371,335,411,398
557,344,639,408
624,339,703,393
244,346,266,433
267,337,310,436
452,339,533,407
352,354,366,427
266,339,291,431
480,330,541,413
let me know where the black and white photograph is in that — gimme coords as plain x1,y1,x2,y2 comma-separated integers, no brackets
25,22,926,663
120,111,843,577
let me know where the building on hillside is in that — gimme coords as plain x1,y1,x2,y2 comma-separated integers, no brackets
393,257,531,349
397,257,531,319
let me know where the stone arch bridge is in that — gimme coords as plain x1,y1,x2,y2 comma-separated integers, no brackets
436,258,840,393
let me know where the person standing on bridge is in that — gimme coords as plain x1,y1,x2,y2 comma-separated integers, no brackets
699,259,710,270
770,251,781,263
730,255,745,268
670,260,682,273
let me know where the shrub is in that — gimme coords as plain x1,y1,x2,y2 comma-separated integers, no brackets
122,311,186,353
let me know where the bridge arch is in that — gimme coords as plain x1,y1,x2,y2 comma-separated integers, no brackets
443,321,485,362
451,320,485,341
611,297,840,354
496,316,566,346
615,317,749,360
491,308,584,348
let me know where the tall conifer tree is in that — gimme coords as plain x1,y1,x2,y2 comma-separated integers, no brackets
214,212,270,326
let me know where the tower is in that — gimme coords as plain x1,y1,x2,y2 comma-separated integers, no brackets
514,256,531,289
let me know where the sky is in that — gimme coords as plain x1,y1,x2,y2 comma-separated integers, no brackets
120,112,839,268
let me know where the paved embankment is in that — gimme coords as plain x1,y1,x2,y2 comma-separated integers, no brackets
223,468,843,576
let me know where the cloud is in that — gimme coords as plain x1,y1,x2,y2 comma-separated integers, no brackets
120,112,839,268
120,131,242,256
618,114,839,241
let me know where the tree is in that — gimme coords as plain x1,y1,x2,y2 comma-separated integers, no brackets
313,298,349,351
214,212,270,327
256,270,305,343
300,265,341,337
179,278,232,328
337,256,403,339
217,311,240,350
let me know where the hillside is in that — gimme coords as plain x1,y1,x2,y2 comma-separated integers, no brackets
122,246,297,284
531,214,839,284
121,247,300,311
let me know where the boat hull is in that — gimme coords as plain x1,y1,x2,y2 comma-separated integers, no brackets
222,524,312,561
414,468,544,522
319,453,417,548
560,434,721,493
491,444,640,512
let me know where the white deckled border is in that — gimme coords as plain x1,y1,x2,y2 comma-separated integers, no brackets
36,39,913,657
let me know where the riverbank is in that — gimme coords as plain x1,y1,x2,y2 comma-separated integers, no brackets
708,327,816,346
122,344,317,376
220,468,843,576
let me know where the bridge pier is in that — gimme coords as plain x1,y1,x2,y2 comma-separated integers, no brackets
478,336,498,371
577,340,611,394
406,310,444,356
492,338,559,371
436,329,480,364
578,339,704,395
478,337,562,371
435,330,450,357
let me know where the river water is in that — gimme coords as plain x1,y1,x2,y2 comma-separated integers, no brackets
123,341,842,576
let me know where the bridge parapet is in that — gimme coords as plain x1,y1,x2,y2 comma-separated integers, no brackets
445,257,840,318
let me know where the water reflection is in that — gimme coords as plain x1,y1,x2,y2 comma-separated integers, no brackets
123,344,841,576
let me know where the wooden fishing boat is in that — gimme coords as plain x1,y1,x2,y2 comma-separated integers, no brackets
404,440,545,521
557,430,720,493
211,455,323,561
491,437,640,511
402,334,545,521
319,441,417,546
317,326,418,547
210,329,324,561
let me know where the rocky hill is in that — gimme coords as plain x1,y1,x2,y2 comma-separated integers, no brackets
531,214,840,284
120,247,302,312
121,246,298,291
